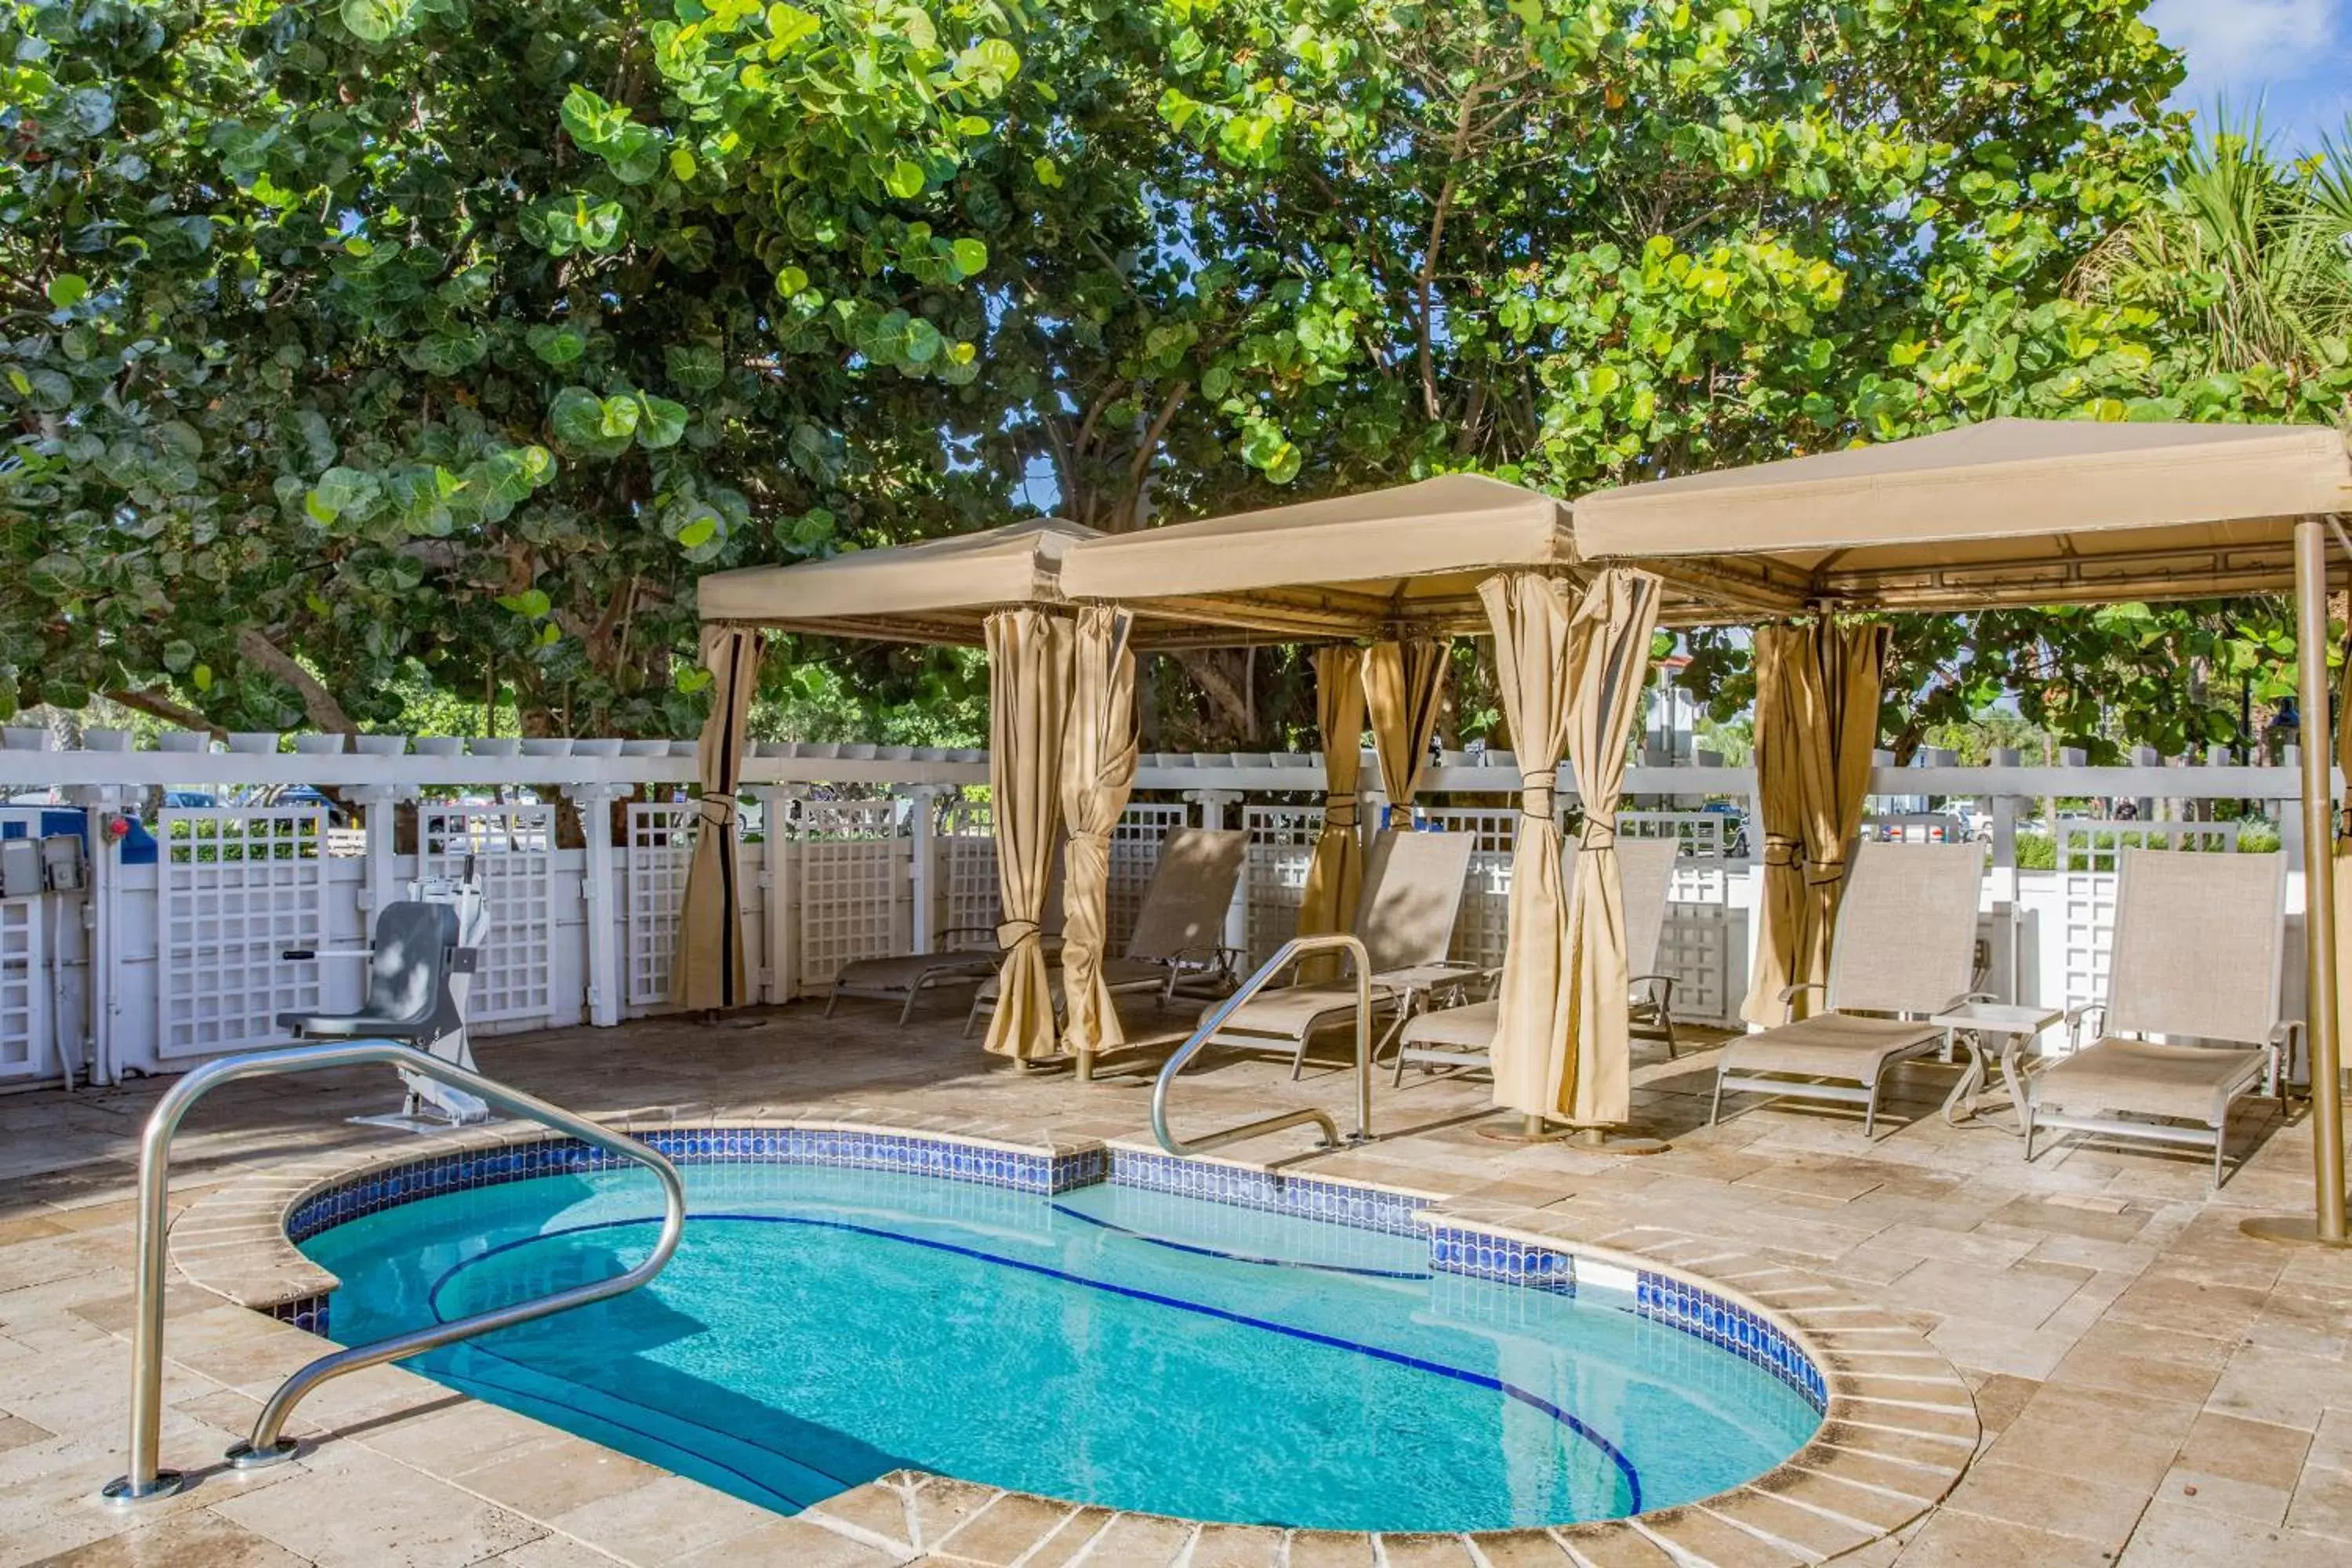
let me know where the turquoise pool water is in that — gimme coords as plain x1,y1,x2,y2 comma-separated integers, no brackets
300,1161,1820,1532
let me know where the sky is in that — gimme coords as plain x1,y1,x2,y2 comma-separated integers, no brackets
2147,0,2352,154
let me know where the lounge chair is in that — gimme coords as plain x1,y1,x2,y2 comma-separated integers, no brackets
962,826,1250,1036
1388,833,1685,1082
2025,848,2294,1188
1710,840,1987,1138
826,869,1065,1025
1197,829,1479,1077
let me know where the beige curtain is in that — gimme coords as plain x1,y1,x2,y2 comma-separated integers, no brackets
1481,572,1661,1123
982,608,1074,1061
2334,641,2351,1073
1740,622,1890,1024
672,626,763,1011
1059,607,1138,1062
1363,638,1451,821
1297,644,1368,941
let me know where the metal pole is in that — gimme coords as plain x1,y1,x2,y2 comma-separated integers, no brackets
2248,517,2350,1247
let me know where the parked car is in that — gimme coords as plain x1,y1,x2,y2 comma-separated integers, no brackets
1699,800,1750,858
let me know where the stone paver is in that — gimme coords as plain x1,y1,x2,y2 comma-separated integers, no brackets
1,1000,2347,1566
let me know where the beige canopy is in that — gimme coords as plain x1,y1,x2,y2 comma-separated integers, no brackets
1060,474,1713,637
1574,419,2352,613
695,517,1094,643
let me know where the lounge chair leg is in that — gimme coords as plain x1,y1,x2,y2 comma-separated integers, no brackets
2022,1109,2038,1164
1708,1070,1726,1127
1863,1080,1879,1140
898,989,919,1026
824,989,841,1018
2212,1120,2228,1191
1661,1010,1679,1058
1289,1038,1308,1080
961,996,983,1039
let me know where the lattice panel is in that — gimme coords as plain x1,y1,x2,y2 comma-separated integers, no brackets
1243,804,1323,964
626,802,698,1010
0,898,45,1079
157,808,326,1059
1109,804,1189,951
937,797,1000,944
1623,811,1734,1025
2057,819,2240,1014
1417,807,1519,971
795,839,904,989
421,804,555,1025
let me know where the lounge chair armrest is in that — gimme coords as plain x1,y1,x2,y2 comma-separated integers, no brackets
2270,1019,2306,1094
1777,981,1828,1023
2066,1003,2107,1048
1629,973,1676,1004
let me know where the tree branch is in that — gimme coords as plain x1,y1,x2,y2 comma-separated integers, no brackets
106,688,225,739
236,630,358,733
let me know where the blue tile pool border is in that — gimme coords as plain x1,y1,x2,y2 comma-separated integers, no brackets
275,1124,1827,1412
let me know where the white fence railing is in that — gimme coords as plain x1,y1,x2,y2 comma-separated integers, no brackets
0,736,2322,1087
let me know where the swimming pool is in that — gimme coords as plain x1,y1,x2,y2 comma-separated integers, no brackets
292,1134,1824,1534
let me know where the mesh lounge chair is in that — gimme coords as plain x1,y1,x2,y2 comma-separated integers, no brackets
2026,848,2295,1189
1388,833,1685,1082
1199,829,1479,1077
962,826,1250,1036
826,869,1065,1025
1710,840,1987,1138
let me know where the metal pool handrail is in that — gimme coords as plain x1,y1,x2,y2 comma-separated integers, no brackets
1151,933,1375,1156
102,1039,687,1505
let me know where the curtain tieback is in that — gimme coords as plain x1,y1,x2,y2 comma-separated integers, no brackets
1323,794,1360,829
695,793,739,829
995,920,1042,950
1761,834,1802,868
1578,819,1618,851
1519,771,1556,820
1804,857,1848,887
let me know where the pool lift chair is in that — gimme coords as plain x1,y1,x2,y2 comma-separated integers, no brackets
278,856,493,1133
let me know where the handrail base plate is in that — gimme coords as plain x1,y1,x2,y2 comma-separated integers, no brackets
101,1470,184,1507
227,1438,300,1470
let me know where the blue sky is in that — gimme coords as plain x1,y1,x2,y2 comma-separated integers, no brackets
2147,0,2351,154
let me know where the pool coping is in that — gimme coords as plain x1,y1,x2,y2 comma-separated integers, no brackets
167,1112,1980,1566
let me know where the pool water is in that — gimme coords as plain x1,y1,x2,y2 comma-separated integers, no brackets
301,1162,1820,1532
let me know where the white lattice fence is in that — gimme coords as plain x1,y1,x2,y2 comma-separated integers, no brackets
625,802,697,1010
937,799,999,942
1622,811,1737,1025
1243,804,1323,964
422,804,555,1025
0,898,45,1080
1417,807,1519,971
790,798,906,993
2057,819,2241,1014
155,808,327,1059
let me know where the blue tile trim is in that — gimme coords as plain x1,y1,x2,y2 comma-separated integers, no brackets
268,1292,331,1338
1635,1270,1828,1414
1105,1148,1429,1236
1427,1225,1577,1294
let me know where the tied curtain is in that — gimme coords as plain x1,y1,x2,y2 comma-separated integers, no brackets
1363,638,1452,822
2336,639,2352,1071
1480,571,1661,1123
1059,607,1139,1065
673,626,763,1011
982,608,1075,1062
1740,622,1891,1025
1296,644,1369,944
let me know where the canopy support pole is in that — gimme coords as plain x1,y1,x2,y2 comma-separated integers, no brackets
2246,516,2349,1248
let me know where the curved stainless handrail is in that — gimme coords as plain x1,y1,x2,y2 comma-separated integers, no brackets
103,1040,686,1504
1151,933,1374,1156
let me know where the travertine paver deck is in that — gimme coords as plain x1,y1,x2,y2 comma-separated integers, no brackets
2,997,2350,1566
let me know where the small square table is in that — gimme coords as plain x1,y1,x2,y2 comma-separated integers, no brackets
1928,1000,2064,1133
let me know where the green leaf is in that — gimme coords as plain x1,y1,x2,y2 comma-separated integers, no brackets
884,158,926,199
340,0,410,45
634,392,689,448
28,553,87,599
549,386,608,448
45,274,88,308
597,394,641,441
677,515,717,550
526,323,589,365
498,588,553,619
766,4,820,48
948,238,988,278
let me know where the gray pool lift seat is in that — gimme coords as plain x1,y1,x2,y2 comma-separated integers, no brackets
278,896,485,1130
1389,832,1685,1082
2026,848,2295,1189
963,826,1250,1036
1710,840,1987,1138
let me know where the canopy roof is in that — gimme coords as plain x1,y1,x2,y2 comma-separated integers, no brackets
695,517,1095,644
1058,474,1708,640
1573,419,2352,615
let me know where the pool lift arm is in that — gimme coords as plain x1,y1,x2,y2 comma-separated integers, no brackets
278,855,495,1131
